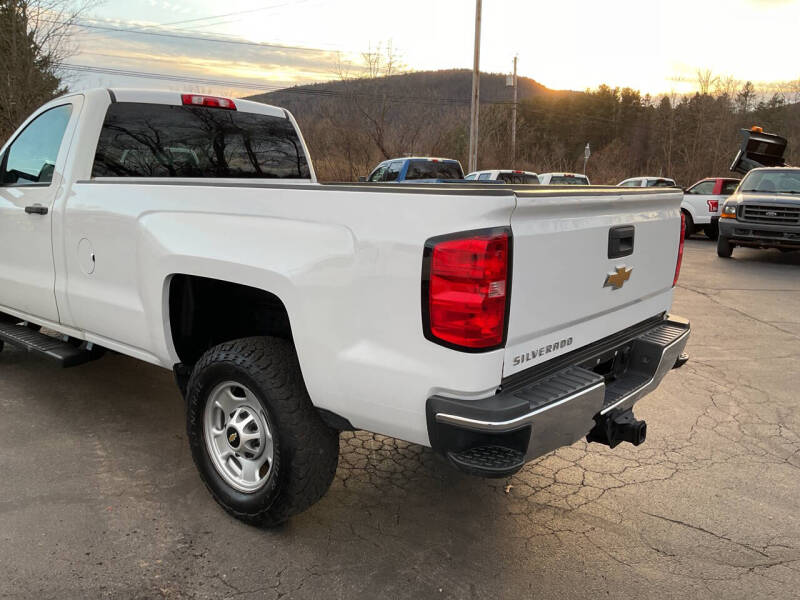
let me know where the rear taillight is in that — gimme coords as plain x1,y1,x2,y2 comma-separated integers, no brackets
181,94,236,110
422,228,511,350
707,199,719,213
673,212,685,287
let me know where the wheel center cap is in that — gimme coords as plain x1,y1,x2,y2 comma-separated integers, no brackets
226,427,241,448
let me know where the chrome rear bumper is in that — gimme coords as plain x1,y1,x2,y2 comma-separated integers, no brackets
426,315,690,475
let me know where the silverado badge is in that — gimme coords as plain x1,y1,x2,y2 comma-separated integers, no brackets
604,266,632,290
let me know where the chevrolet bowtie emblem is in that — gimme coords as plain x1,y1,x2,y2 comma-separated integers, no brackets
604,266,632,289
229,432,238,443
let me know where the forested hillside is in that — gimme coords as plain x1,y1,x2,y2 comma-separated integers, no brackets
249,69,800,185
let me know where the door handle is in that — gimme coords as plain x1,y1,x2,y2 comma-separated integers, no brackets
608,225,635,258
24,204,48,215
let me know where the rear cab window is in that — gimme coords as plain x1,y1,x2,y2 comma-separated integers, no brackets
404,160,463,180
647,179,674,187
92,102,310,179
498,173,539,184
550,175,588,185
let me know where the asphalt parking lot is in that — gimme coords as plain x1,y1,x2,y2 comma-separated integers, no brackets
1,239,799,599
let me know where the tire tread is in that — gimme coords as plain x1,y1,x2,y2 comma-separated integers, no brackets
186,336,339,526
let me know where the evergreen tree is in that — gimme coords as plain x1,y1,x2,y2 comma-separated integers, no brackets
0,0,85,141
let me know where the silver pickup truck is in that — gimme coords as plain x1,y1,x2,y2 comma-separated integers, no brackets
718,127,800,257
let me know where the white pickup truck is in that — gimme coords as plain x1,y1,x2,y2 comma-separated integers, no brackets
0,89,690,526
681,177,740,240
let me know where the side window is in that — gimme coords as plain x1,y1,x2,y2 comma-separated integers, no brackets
687,181,714,195
368,164,388,182
619,179,638,187
464,174,476,180
1,104,72,186
649,179,672,187
478,173,492,180
721,180,739,195
384,161,403,182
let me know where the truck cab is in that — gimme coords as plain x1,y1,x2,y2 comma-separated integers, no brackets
681,177,740,239
365,157,467,183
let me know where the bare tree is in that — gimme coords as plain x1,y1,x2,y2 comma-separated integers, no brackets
696,68,718,96
0,0,96,140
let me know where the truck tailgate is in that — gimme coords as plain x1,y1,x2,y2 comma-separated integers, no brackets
504,187,682,378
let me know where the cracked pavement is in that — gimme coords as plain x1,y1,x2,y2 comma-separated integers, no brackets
1,239,798,599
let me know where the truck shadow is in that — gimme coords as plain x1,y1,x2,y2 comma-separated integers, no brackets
726,247,800,265
685,238,800,265
4,338,757,547
0,345,644,528
6,343,797,597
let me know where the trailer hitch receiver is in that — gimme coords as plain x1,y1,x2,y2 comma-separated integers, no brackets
587,409,647,449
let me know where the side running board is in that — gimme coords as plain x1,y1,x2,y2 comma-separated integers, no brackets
0,321,104,367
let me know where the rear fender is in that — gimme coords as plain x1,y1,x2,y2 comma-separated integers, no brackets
137,211,357,370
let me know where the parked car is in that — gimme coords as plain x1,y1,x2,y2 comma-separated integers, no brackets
364,157,468,183
617,176,676,188
465,169,539,184
681,177,740,240
0,89,690,526
718,126,798,257
537,172,590,185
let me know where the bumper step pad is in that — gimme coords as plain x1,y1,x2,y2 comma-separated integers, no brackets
447,446,525,478
602,321,689,412
0,321,99,367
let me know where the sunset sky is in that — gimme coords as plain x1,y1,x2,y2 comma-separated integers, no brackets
67,0,800,97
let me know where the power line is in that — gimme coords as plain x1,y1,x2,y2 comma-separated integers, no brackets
61,63,644,127
44,18,337,54
61,63,506,106
160,0,317,28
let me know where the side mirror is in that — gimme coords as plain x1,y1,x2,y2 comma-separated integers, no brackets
358,176,367,182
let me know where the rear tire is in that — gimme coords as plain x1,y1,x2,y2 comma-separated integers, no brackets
717,236,733,258
186,336,339,526
682,211,695,238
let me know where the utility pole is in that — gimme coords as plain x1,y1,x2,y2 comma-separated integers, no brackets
467,0,482,174
511,55,518,169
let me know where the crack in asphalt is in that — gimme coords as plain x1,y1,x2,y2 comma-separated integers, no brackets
677,282,800,340
641,511,771,558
